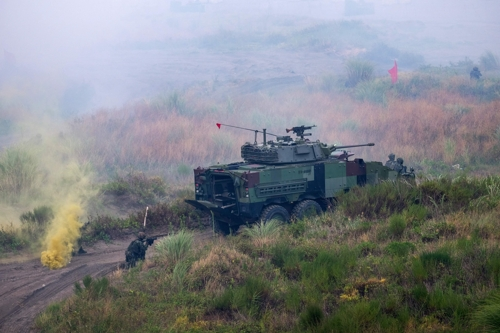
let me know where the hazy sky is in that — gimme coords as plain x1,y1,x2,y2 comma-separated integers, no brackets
1,0,499,107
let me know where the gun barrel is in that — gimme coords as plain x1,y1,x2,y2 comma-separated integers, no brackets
330,143,375,152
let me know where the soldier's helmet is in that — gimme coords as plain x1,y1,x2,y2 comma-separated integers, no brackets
388,153,395,160
397,157,404,165
473,67,479,71
138,232,146,240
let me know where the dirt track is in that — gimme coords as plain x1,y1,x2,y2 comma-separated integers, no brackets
0,236,142,332
0,238,131,333
0,229,214,333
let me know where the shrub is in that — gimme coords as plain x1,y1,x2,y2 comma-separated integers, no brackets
212,276,272,318
270,242,305,280
472,291,500,332
345,59,374,87
385,241,415,257
231,276,271,318
241,219,282,247
301,249,357,292
420,250,452,270
130,199,206,231
353,79,388,105
154,229,193,264
101,172,167,206
19,205,53,240
388,214,406,238
188,244,253,292
73,275,115,300
337,181,417,220
0,147,40,200
0,224,27,252
287,219,307,238
319,300,384,333
394,73,441,99
299,304,324,329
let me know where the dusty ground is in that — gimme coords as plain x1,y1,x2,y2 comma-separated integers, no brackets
0,230,213,333
0,237,134,332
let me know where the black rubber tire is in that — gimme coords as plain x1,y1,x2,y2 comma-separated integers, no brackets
291,200,323,221
260,205,290,223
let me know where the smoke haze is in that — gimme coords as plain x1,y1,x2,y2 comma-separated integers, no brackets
1,0,499,108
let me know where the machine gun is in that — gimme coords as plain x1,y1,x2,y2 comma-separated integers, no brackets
286,125,317,139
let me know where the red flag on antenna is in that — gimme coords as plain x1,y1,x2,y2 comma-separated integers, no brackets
216,123,221,129
388,60,398,84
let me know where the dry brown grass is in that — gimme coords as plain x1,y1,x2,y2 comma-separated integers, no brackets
188,242,254,294
69,81,500,183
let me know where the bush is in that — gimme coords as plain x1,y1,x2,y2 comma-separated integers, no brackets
299,304,324,329
101,172,167,206
0,224,27,252
0,147,40,200
301,249,357,292
353,79,388,104
338,181,417,220
472,291,500,332
388,214,406,238
154,229,193,264
241,219,282,247
385,241,415,257
270,242,305,280
394,73,441,99
420,250,452,270
188,244,254,292
345,59,374,87
19,205,53,240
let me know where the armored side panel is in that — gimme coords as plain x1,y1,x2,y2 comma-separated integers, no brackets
241,142,326,164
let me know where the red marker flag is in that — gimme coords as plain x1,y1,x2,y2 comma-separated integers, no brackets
216,123,221,129
388,60,398,84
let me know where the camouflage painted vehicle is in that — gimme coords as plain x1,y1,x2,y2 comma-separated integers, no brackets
185,124,414,232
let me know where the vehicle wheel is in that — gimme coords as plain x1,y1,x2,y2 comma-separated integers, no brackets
291,200,322,221
318,197,337,212
260,205,290,223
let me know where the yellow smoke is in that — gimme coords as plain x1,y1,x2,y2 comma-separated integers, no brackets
41,203,83,269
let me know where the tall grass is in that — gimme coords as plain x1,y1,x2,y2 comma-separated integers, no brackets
69,72,500,184
0,147,40,200
345,59,374,87
472,291,500,332
241,219,282,248
154,229,193,264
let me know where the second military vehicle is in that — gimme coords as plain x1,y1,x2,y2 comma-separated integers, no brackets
185,124,414,232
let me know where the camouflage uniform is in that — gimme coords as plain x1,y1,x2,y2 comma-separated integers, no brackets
470,67,482,80
125,232,149,268
385,153,396,169
394,158,405,173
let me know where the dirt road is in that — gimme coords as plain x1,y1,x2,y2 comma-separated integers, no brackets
0,229,215,333
0,235,137,333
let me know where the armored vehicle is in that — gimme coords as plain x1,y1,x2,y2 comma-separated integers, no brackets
185,124,414,232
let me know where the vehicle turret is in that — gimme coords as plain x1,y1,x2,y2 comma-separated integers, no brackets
240,125,374,164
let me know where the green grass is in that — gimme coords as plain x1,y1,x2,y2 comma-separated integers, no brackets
101,171,167,206
35,175,500,332
154,229,193,264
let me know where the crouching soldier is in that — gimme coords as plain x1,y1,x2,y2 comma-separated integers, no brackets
125,232,150,268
